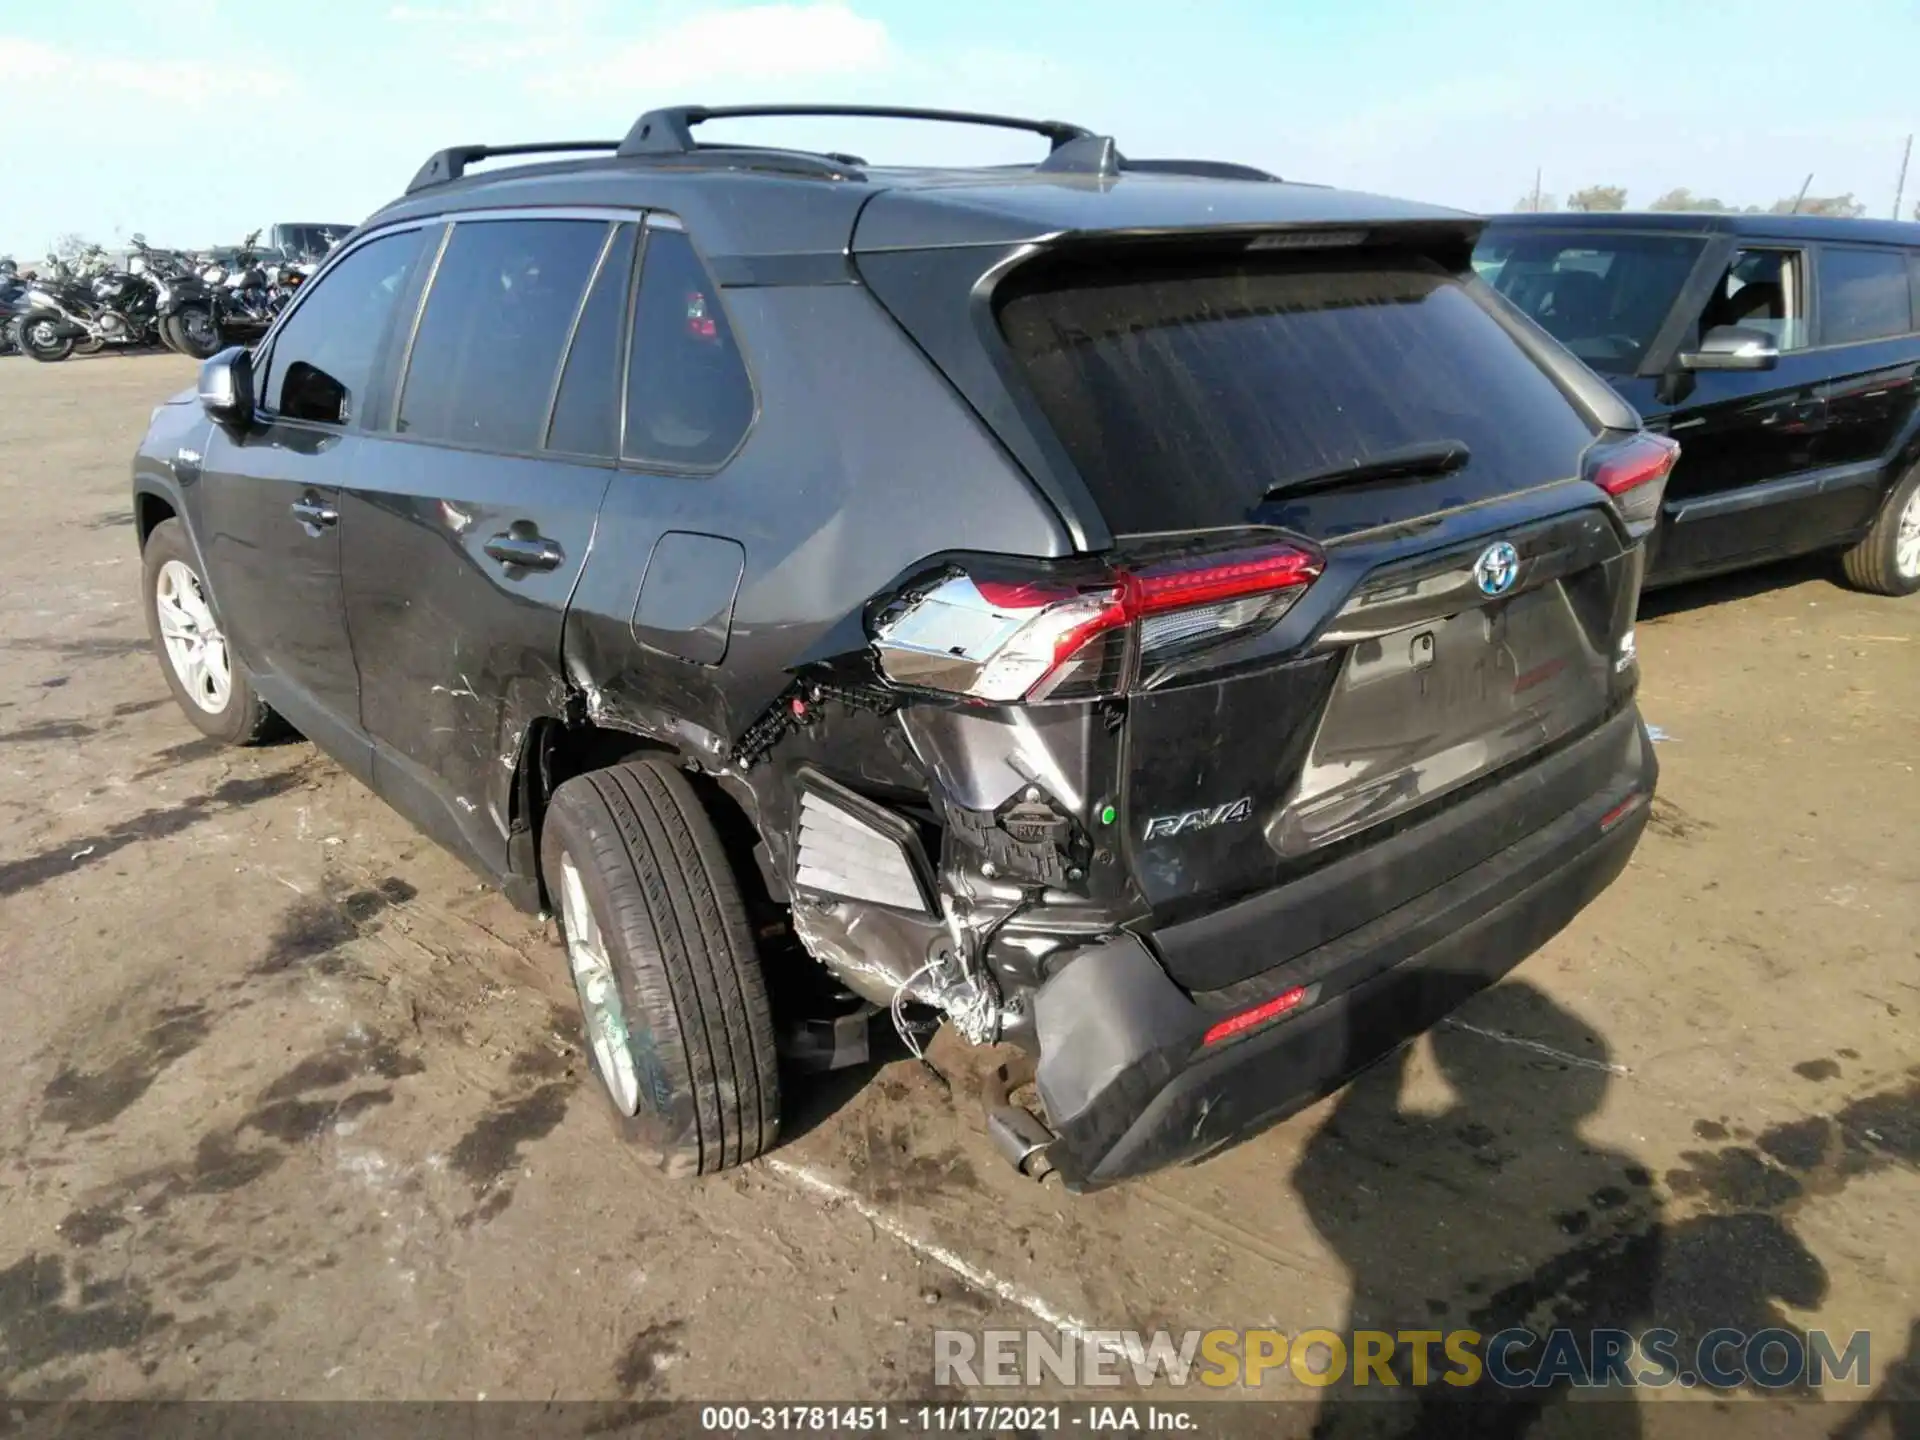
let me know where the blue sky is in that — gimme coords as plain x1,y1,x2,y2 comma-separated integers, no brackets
3,0,1916,257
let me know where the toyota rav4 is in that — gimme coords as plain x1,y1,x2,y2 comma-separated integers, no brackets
132,105,1664,1189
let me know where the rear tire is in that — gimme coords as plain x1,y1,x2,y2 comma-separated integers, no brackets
141,518,278,744
19,316,73,362
1840,465,1920,597
540,759,781,1176
163,303,224,360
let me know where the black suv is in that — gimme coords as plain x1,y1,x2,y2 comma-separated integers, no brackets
1476,211,1920,595
133,105,1662,1189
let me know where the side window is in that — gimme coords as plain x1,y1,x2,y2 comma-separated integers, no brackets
623,227,754,469
262,228,425,424
546,223,638,459
1816,246,1914,347
397,218,610,453
1697,247,1807,352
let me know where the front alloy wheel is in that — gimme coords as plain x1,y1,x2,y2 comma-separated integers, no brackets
154,558,231,713
140,518,279,744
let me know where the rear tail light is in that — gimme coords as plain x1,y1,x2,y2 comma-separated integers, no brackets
1589,432,1679,536
871,541,1324,704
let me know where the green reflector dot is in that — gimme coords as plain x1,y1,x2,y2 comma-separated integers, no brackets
1100,803,1117,826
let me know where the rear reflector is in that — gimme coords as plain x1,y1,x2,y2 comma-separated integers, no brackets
1597,792,1646,832
1589,433,1680,534
1202,985,1309,1046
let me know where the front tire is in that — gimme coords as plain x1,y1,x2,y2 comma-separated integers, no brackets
540,759,781,1176
1840,465,1920,597
19,316,73,362
141,519,278,743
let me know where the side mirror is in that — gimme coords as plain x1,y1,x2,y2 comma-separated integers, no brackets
1679,324,1780,372
199,346,255,426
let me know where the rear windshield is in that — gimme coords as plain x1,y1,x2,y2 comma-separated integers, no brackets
998,251,1597,537
1475,227,1707,374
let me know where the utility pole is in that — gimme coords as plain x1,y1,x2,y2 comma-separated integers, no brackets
1895,134,1912,220
1790,173,1813,214
1530,167,1542,213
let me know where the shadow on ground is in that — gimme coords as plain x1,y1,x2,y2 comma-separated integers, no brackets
1286,977,1915,1438
1637,554,1837,621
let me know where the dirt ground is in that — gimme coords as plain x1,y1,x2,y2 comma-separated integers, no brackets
0,352,1914,1434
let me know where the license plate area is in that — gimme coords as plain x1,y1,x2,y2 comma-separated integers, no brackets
1267,580,1611,857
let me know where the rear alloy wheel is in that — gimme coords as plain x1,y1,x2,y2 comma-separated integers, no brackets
164,303,224,360
141,519,278,743
540,759,781,1176
19,316,73,363
1840,465,1920,597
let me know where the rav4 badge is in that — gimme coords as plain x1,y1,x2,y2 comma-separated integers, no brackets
1143,798,1254,841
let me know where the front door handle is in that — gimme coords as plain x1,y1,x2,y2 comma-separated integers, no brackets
484,530,564,572
290,495,338,531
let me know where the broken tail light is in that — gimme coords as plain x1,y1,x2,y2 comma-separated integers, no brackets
871,542,1324,704
1589,432,1680,537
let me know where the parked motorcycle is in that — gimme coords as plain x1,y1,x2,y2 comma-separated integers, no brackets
153,265,226,358
0,257,25,357
129,237,227,359
14,245,167,362
208,229,280,340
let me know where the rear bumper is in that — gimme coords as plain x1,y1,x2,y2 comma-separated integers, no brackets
1031,708,1656,1190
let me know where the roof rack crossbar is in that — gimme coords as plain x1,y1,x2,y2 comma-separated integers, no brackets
619,104,1096,158
406,141,620,194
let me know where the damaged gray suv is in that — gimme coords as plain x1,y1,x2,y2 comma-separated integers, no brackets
132,105,1663,1189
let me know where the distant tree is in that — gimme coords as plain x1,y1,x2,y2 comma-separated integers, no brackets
1511,192,1558,213
51,232,93,261
1566,184,1628,212
1650,188,1730,212
1768,192,1866,217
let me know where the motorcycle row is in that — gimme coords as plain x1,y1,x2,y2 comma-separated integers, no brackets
0,230,330,364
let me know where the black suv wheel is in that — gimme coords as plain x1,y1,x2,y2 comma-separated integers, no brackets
142,519,278,744
1841,464,1920,597
540,759,780,1176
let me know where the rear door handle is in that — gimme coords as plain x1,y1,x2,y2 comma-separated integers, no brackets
289,495,338,531
484,531,564,572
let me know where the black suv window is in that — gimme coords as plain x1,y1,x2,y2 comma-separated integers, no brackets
1698,248,1808,351
1474,228,1706,374
547,223,638,459
262,228,425,425
1817,246,1914,346
397,218,610,453
623,227,754,469
999,251,1597,536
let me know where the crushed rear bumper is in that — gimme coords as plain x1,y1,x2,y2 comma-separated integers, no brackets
1031,707,1656,1190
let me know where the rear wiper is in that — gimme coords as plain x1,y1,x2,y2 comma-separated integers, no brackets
1261,440,1471,501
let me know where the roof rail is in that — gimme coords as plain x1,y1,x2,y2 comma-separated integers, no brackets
1120,157,1281,183
618,104,1096,158
406,141,620,194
